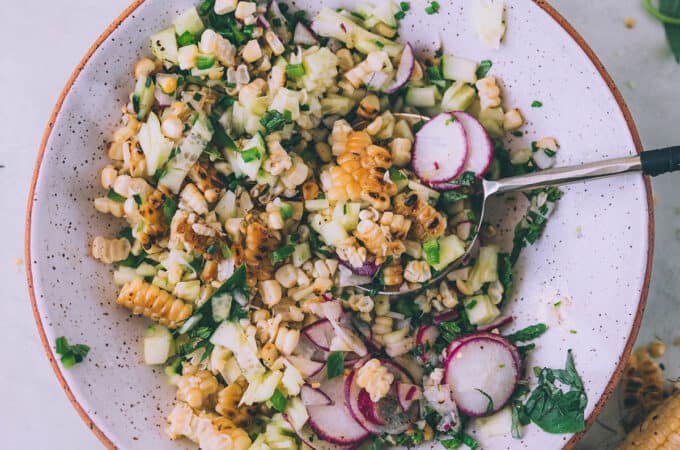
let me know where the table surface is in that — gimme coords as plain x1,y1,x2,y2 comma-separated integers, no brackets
2,1,678,448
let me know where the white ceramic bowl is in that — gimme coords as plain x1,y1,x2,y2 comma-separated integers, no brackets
26,1,653,449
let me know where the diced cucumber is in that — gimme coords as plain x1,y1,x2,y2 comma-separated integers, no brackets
284,397,309,431
269,88,300,120
441,82,477,112
212,293,233,323
210,321,266,382
144,325,175,365
237,132,267,179
431,235,466,271
408,180,440,202
319,220,349,246
150,27,179,65
332,202,361,231
152,275,173,291
320,95,356,116
114,267,138,286
241,370,284,405
311,8,403,57
158,113,214,193
442,55,479,83
133,76,155,121
137,112,174,176
174,7,205,36
305,199,330,212
135,262,157,278
478,106,505,137
464,294,501,326
174,280,201,301
405,86,438,108
214,190,238,222
293,243,311,267
468,245,499,292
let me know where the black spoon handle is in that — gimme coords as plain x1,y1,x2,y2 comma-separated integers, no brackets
640,146,680,176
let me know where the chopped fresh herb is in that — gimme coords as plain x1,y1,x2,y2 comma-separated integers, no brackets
220,244,232,258
523,350,587,434
512,130,524,137
118,250,148,268
196,54,215,70
193,92,203,102
240,147,261,163
119,227,134,242
271,244,295,264
445,116,457,125
517,343,536,360
413,120,426,133
506,323,548,342
423,239,441,265
498,253,513,303
133,194,143,205
280,203,293,220
198,0,213,15
206,244,218,254
270,389,288,412
210,116,237,151
389,167,407,182
375,40,385,48
309,229,334,257
476,388,495,415
395,10,406,20
441,190,468,203
260,110,291,133
543,148,557,157
327,351,344,378
107,189,126,203
55,336,90,369
465,299,478,310
229,301,248,321
425,1,440,14
400,1,410,11
476,59,493,78
570,329,578,334
286,63,306,78
451,171,476,186
644,0,680,62
177,31,198,46
531,100,543,108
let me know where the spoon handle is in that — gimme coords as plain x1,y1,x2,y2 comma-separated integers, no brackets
487,146,680,195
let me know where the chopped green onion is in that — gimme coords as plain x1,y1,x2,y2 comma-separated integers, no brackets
531,100,543,108
206,244,218,254
271,244,295,264
389,167,407,181
55,336,90,369
395,10,406,20
221,244,232,258
241,148,261,162
280,203,293,220
423,239,441,265
260,110,290,133
286,63,306,78
400,1,411,11
476,59,493,78
196,54,215,70
177,31,198,46
543,149,556,157
162,197,177,224
512,130,524,137
270,389,288,412
107,189,126,203
425,1,440,14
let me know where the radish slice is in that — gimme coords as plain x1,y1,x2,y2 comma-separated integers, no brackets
385,43,415,94
445,332,521,374
294,21,319,45
454,112,493,177
357,390,385,425
338,264,373,287
397,382,422,412
444,336,520,417
412,113,468,183
307,375,370,444
477,315,513,332
338,258,379,277
416,325,440,347
301,384,333,406
433,310,460,324
345,371,383,434
302,319,334,352
287,355,325,378
290,424,357,450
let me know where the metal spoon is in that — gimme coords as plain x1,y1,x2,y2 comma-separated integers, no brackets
356,113,680,296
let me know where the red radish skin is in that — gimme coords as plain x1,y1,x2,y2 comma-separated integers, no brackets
345,370,383,434
455,112,493,177
444,336,520,417
301,384,333,407
286,421,358,450
357,389,385,426
397,382,422,412
302,319,334,351
412,113,469,184
444,332,521,378
433,310,460,324
385,43,415,94
416,325,440,347
307,375,370,444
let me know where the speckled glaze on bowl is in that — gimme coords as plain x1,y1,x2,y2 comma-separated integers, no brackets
26,1,653,449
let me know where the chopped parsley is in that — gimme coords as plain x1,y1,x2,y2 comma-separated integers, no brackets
505,323,548,342
55,337,90,369
327,351,344,378
162,197,177,223
375,40,385,48
260,110,291,133
106,189,126,203
285,63,306,78
270,389,288,412
476,59,493,78
531,100,543,108
425,1,441,15
271,244,295,264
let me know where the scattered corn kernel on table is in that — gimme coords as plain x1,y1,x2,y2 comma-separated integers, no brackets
1,0,678,448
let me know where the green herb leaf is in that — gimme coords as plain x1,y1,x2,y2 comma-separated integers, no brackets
119,227,134,242
400,1,411,11
240,147,261,162
506,323,548,342
210,116,237,151
280,203,293,220
395,10,406,20
531,100,543,108
270,388,288,412
260,110,291,133
389,167,407,182
476,59,493,78
327,351,345,378
107,189,126,203
55,336,90,369
646,0,680,62
162,196,177,224
133,194,143,205
286,63,306,78
476,388,495,415
196,54,215,70
177,31,198,46
441,190,468,203
425,1,440,14
451,171,476,186
271,244,295,264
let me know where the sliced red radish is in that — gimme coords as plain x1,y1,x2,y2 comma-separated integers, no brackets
301,384,333,407
385,43,415,94
307,375,370,444
454,112,493,177
433,310,460,324
288,355,325,378
412,113,468,183
338,258,379,277
416,325,440,348
445,332,521,374
289,423,357,450
302,319,334,352
338,264,374,287
444,336,520,417
477,315,513,332
345,371,383,434
294,21,319,45
397,382,422,412
357,389,385,426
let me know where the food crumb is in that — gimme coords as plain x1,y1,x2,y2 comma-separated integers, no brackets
14,258,23,267
674,337,680,347
576,225,583,238
648,339,665,358
626,80,636,90
624,17,636,29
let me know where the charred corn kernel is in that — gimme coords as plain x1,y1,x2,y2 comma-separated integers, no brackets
394,191,447,240
456,278,475,296
235,2,256,21
409,61,423,81
259,280,282,306
476,76,502,110
356,359,394,402
347,294,374,313
214,0,238,14
404,260,432,283
134,58,156,80
619,392,680,450
161,115,183,140
357,94,380,119
180,183,209,215
302,181,319,201
176,369,220,409
648,340,666,358
260,341,279,367
178,44,199,70
265,31,285,56
92,236,131,264
241,39,262,63
117,278,193,329
503,108,524,131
